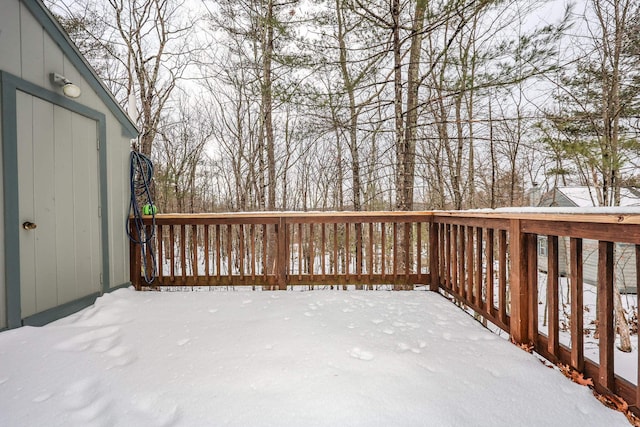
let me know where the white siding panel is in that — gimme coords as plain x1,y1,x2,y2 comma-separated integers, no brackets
0,98,4,329
43,32,64,89
19,3,45,86
0,0,22,75
32,97,58,312
72,113,100,296
54,106,78,305
108,119,130,286
17,92,36,317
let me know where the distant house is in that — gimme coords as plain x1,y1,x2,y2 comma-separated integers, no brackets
538,186,640,209
537,187,640,293
0,0,138,329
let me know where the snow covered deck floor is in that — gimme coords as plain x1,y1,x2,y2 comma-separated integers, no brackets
0,289,629,426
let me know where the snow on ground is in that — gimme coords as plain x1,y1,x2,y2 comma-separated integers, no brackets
0,288,629,426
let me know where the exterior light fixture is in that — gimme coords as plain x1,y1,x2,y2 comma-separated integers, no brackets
50,73,81,98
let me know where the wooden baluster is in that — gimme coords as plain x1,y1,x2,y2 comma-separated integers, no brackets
570,237,584,372
451,225,458,294
249,224,256,283
298,223,303,281
416,222,422,283
192,225,198,279
204,225,210,282
429,220,439,292
458,225,465,298
227,224,232,280
321,223,326,279
597,240,615,391
485,228,494,316
250,224,256,282
334,223,339,278
381,223,386,280
475,227,483,307
393,222,398,280
368,223,374,284
262,224,268,281
498,229,507,327
356,223,363,283
404,222,411,283
145,223,153,283
180,224,186,284
239,224,244,280
169,225,175,282
442,224,448,289
345,223,351,280
547,235,559,360
309,224,314,280
157,224,164,285
215,224,221,282
465,225,474,303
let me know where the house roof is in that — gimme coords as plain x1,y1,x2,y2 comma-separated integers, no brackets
540,186,640,207
23,0,138,138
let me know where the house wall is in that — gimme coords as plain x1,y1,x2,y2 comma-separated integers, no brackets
0,0,135,328
537,237,637,293
0,0,20,330
0,83,4,331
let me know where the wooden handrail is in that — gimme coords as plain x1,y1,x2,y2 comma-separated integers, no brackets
129,210,640,415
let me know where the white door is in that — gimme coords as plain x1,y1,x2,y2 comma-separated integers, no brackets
17,92,101,319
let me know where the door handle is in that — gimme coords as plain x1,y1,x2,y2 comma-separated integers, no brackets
22,221,37,230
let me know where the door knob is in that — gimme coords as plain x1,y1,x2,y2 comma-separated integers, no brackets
22,221,37,230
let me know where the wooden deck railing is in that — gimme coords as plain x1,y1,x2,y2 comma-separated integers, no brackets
129,212,436,290
130,210,640,415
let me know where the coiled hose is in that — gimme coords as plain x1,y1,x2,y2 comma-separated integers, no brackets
126,151,157,284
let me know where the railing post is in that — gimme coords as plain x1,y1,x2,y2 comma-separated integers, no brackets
429,218,440,292
527,233,538,344
128,217,142,290
509,219,530,345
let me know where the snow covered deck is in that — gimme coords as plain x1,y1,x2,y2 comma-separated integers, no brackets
0,289,628,426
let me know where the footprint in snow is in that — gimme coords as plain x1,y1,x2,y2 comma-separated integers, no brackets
32,392,53,403
176,338,191,346
397,342,410,352
55,326,122,352
397,342,421,353
349,347,374,361
106,346,138,369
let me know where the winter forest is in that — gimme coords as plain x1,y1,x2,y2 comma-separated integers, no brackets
46,0,640,213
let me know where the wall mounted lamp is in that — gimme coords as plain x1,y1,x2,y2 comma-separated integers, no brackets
50,73,81,98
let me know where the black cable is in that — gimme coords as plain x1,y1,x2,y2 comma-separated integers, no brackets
126,151,157,284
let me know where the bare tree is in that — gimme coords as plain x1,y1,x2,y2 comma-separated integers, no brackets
47,0,206,157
